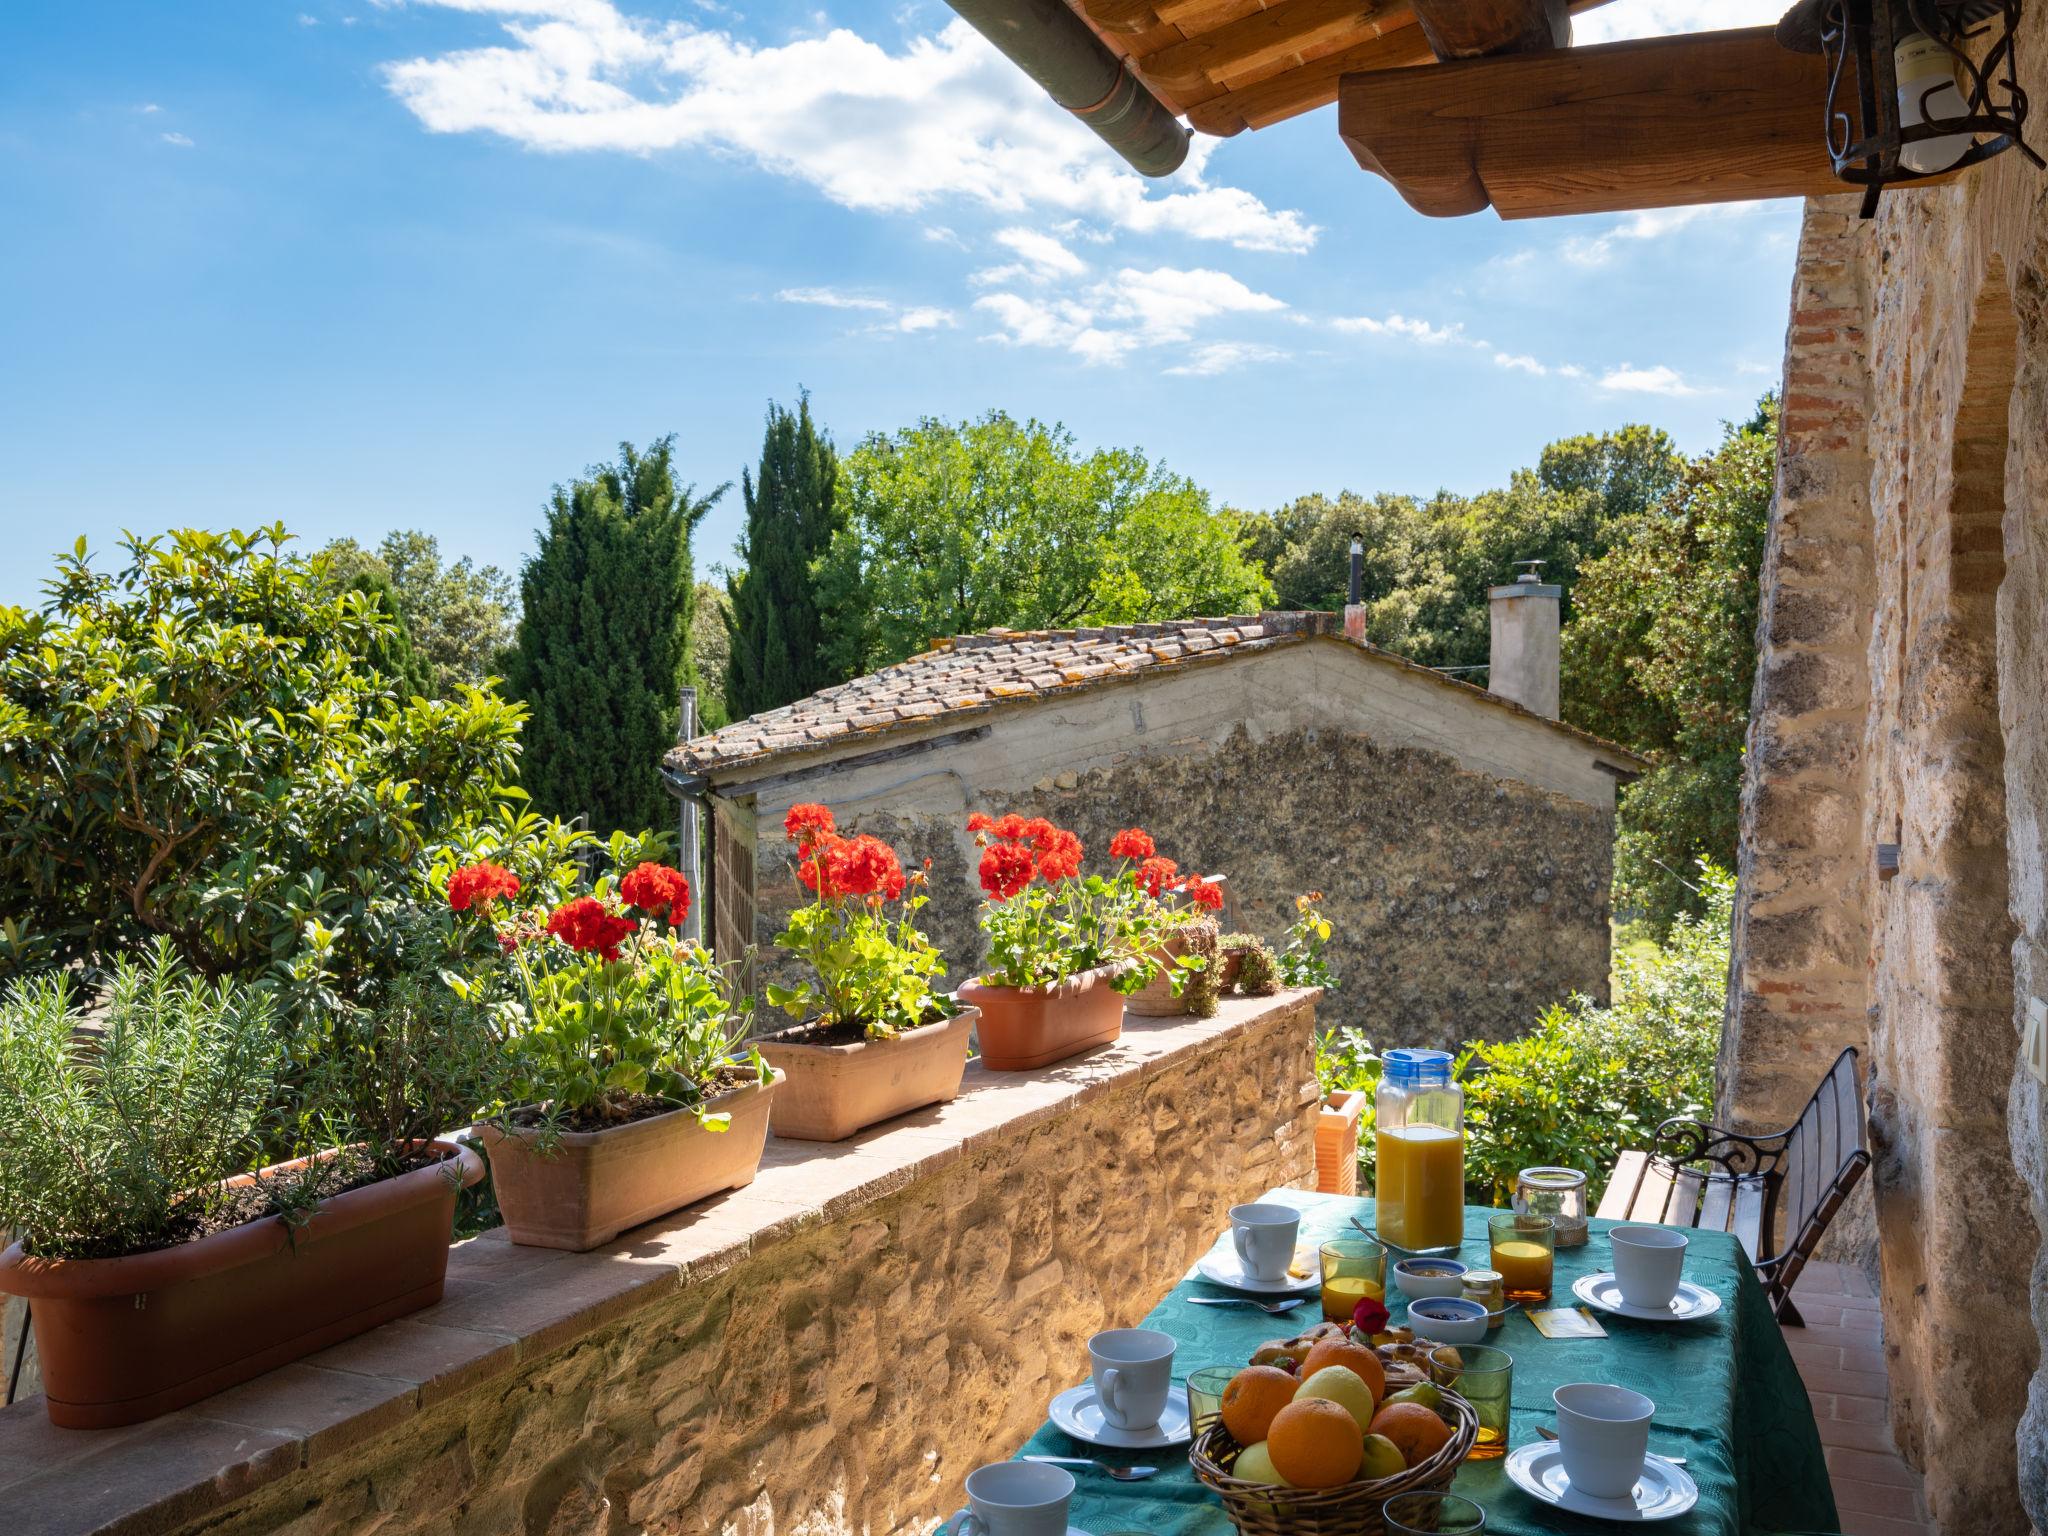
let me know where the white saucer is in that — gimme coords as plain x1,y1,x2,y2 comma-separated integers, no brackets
1047,1382,1194,1448
944,1515,1090,1536
1194,1239,1320,1295
1573,1272,1724,1323
1503,1441,1700,1522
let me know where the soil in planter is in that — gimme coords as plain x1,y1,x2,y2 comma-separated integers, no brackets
27,1143,456,1264
762,1007,953,1049
506,1066,762,1134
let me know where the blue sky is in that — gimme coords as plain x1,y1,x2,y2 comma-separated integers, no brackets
0,0,1796,607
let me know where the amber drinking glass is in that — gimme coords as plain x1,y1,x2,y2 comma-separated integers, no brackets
1430,1343,1513,1462
1487,1212,1554,1304
1185,1366,1236,1435
1319,1237,1387,1324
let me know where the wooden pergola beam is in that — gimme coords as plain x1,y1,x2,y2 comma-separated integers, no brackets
1409,0,1568,58
1337,25,1908,217
1138,0,1408,96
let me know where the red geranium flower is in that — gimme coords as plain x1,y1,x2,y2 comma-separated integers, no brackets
620,862,691,927
1137,856,1180,899
979,841,1036,901
1182,875,1224,911
545,896,636,961
966,812,993,834
448,861,520,912
785,802,837,850
1032,826,1084,882
1108,828,1155,861
828,834,907,902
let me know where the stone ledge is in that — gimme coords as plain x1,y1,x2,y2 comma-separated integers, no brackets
0,989,1321,1536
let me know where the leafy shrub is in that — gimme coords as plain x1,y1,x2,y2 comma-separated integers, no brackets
0,527,526,986
1318,864,1731,1203
0,943,296,1259
1277,892,1337,992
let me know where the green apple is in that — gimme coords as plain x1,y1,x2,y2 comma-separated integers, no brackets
1233,1441,1294,1515
1358,1433,1407,1480
1294,1365,1377,1433
1382,1381,1444,1415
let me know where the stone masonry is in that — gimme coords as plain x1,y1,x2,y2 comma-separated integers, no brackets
0,992,1320,1536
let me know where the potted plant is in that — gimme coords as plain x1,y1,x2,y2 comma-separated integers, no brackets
957,815,1196,1070
753,804,973,1141
472,858,779,1251
0,941,486,1429
1117,833,1228,1017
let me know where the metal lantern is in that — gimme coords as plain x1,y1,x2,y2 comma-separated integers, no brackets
1778,0,2042,215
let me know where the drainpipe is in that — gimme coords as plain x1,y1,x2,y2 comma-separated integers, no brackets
945,0,1191,176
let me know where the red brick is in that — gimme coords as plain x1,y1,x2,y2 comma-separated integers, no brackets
1835,1477,1927,1517
1799,1362,1894,1398
1831,1393,1893,1424
1826,1446,1925,1489
1840,1512,1934,1536
1840,1344,1889,1374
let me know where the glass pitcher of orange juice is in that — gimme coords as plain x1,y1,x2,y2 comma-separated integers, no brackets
1374,1049,1465,1254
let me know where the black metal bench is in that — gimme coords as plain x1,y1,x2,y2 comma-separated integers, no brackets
1595,1045,1870,1325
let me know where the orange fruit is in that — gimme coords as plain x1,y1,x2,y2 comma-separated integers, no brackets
1221,1366,1300,1446
1368,1401,1453,1467
1298,1340,1386,1410
1267,1397,1365,1489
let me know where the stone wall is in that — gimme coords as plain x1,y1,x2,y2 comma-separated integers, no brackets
1726,72,2048,1529
0,993,1320,1536
727,640,1623,1054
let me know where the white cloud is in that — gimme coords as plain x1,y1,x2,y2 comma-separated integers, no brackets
895,305,955,332
1165,341,1288,377
138,102,161,114
381,0,1316,253
777,285,891,312
300,12,322,23
976,264,1285,363
1561,201,1768,266
778,286,952,333
992,226,1086,279
1332,312,1469,346
160,131,195,147
1574,0,1785,44
1598,363,1701,395
1493,352,1547,375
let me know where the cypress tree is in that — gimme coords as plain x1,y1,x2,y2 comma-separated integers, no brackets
505,437,725,836
724,394,842,720
344,567,435,702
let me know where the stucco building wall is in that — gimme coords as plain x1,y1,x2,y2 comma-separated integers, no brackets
715,639,1627,1051
1725,80,2048,1529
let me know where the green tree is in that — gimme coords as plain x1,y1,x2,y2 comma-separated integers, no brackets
504,438,723,836
724,395,843,722
320,530,516,694
340,565,434,702
819,412,1272,673
1563,401,1776,930
0,526,526,983
690,581,732,732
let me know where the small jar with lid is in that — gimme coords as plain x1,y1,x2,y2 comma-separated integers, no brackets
1514,1166,1590,1248
1460,1268,1506,1325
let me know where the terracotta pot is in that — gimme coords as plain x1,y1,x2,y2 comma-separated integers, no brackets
480,1071,782,1251
0,1139,483,1429
758,1008,976,1142
1316,1089,1368,1196
1124,930,1194,1018
960,964,1127,1071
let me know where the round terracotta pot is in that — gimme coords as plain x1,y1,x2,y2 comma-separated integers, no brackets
959,964,1127,1071
0,1138,483,1429
758,1007,977,1142
1124,930,1195,1018
479,1070,782,1252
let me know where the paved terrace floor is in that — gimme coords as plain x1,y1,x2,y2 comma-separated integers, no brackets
1788,1262,1931,1536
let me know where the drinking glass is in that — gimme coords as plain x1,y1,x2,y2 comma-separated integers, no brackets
1430,1343,1512,1461
1382,1491,1487,1535
1514,1166,1589,1249
1185,1366,1237,1435
1319,1236,1387,1324
1487,1212,1555,1304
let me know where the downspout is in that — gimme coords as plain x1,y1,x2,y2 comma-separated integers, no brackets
659,762,714,952
945,0,1191,176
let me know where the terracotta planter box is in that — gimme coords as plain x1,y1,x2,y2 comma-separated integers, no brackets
959,964,1127,1071
0,1139,483,1429
758,1008,977,1142
480,1072,782,1251
1316,1089,1368,1196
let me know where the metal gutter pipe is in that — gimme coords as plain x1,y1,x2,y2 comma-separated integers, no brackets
946,0,1191,176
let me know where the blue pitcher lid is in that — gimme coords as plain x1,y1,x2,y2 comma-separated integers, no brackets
1384,1048,1454,1086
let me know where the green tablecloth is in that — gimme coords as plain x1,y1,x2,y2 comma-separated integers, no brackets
1004,1190,1838,1536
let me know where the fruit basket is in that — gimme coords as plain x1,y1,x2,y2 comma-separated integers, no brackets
1189,1391,1477,1536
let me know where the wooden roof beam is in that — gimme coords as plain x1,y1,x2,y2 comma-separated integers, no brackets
1409,0,1566,58
1137,0,1410,95
1337,25,1947,218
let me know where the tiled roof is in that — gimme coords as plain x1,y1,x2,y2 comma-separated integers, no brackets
668,611,1641,778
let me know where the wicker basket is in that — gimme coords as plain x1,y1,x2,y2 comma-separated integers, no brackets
1189,1392,1477,1536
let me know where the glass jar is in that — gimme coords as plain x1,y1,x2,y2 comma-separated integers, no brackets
1514,1166,1590,1248
1374,1049,1465,1255
1460,1268,1506,1325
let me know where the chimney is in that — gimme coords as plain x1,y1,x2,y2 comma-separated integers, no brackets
1488,560,1561,719
1343,535,1367,641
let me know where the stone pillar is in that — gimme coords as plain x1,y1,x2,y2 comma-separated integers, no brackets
1486,571,1560,719
1719,199,1879,1176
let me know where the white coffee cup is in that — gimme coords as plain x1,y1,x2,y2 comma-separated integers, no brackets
1553,1383,1654,1500
1089,1327,1176,1431
950,1461,1073,1536
1229,1202,1300,1282
1610,1225,1689,1310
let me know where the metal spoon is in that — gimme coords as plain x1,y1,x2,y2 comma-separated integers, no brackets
1534,1424,1687,1466
1022,1455,1160,1481
1184,1295,1308,1314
